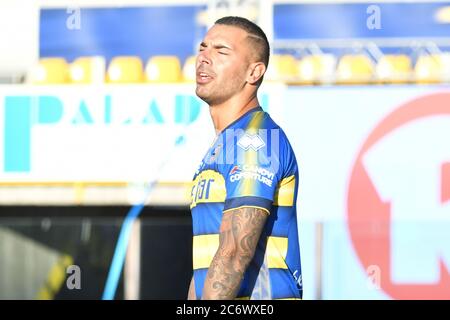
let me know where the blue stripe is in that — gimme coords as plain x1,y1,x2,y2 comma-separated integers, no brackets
192,204,298,238
194,268,252,299
266,206,296,238
191,203,223,236
194,266,302,299
224,196,273,212
194,268,208,299
192,203,298,237
285,216,302,273
269,268,302,299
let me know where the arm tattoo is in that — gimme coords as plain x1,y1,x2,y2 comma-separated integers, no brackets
202,207,268,300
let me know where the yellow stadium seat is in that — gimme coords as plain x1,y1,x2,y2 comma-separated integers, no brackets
336,54,374,84
298,54,336,84
69,56,106,84
106,56,144,83
182,56,197,82
414,53,450,83
266,54,299,82
145,55,182,83
376,55,412,83
29,58,70,84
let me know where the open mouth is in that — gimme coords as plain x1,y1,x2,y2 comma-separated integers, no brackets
196,72,213,84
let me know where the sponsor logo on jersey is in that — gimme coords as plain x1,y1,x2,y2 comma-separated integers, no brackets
229,164,275,187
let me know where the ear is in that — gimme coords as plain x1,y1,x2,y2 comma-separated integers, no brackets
246,62,266,85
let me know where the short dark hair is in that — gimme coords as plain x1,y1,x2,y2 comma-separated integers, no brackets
215,16,270,68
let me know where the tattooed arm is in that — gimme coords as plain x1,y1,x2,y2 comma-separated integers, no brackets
202,207,268,300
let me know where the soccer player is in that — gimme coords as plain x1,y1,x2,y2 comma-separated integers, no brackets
188,16,302,300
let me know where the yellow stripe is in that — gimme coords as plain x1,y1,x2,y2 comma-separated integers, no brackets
74,182,85,204
242,112,264,195
246,110,264,134
191,170,226,209
222,205,270,215
235,296,250,300
193,234,288,270
273,175,295,206
193,234,220,270
266,236,288,269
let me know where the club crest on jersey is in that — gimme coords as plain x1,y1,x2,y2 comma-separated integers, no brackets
237,133,265,151
209,143,223,162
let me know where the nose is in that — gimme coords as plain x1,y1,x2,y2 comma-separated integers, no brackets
197,49,211,66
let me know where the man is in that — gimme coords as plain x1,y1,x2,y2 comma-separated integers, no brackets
188,16,302,300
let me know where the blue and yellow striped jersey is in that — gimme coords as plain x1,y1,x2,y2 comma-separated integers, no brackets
190,106,302,300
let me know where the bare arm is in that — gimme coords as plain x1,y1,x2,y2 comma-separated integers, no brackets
202,207,268,300
187,276,196,300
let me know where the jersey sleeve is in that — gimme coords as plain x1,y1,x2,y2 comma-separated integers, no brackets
222,126,286,215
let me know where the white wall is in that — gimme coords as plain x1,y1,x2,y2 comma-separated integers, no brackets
0,0,39,78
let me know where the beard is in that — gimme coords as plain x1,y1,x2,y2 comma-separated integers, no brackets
195,84,212,104
196,84,228,106
196,78,243,106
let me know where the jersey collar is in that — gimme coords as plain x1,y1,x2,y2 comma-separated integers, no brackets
219,106,263,135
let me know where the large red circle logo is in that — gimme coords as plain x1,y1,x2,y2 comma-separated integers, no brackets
347,92,450,299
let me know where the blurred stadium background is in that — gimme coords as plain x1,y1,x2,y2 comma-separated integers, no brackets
0,0,449,300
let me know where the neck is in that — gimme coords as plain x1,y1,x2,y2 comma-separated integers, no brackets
209,94,260,134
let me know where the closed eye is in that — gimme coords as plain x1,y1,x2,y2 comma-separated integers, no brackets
199,42,207,52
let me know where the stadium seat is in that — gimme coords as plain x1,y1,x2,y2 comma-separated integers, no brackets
106,56,144,83
297,54,337,84
265,54,299,82
29,58,70,84
375,54,412,84
414,53,450,83
182,56,197,82
145,55,182,83
69,56,106,84
336,54,374,84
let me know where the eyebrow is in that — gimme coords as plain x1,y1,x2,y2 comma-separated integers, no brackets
200,42,232,50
